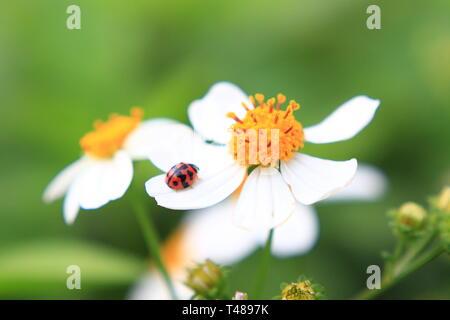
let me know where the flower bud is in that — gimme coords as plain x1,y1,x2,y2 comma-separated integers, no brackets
185,260,223,296
281,280,316,300
437,186,450,213
396,202,427,230
232,291,248,300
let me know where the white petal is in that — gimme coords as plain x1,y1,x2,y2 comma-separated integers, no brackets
304,95,380,144
77,151,133,210
123,118,180,160
128,272,193,300
145,120,230,174
42,157,89,203
326,164,387,202
264,204,319,258
281,153,357,205
102,151,133,201
146,121,198,172
145,162,246,210
233,166,296,231
183,199,259,265
63,180,81,225
188,82,251,144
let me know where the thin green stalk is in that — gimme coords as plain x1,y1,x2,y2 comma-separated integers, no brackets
385,239,405,277
131,198,178,300
392,231,437,277
398,245,445,281
355,245,444,300
253,229,274,299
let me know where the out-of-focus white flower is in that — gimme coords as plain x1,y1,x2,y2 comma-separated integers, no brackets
129,164,387,299
128,200,259,300
264,164,387,257
43,108,169,224
145,82,380,231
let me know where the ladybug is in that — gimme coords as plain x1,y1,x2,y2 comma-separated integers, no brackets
165,162,199,190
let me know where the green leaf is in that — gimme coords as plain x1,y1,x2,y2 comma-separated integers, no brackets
0,239,147,298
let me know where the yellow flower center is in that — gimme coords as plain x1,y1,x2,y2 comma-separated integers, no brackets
281,281,316,300
160,227,191,274
227,93,304,166
80,107,143,158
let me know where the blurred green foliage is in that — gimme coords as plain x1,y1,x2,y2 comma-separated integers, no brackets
0,0,449,299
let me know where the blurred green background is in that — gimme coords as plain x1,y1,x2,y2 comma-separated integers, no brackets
0,0,449,299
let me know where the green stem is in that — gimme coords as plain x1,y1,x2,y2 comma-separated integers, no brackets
385,239,405,277
253,229,274,299
355,245,444,300
392,231,437,277
131,198,178,300
398,245,445,281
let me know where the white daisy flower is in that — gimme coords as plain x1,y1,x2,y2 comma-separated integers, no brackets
129,199,259,300
130,164,387,299
145,82,380,231
43,108,168,225
196,164,387,258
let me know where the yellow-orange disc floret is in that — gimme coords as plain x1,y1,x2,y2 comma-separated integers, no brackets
160,227,191,274
80,107,143,158
227,93,304,166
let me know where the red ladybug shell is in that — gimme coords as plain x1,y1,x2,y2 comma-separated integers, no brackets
165,162,199,190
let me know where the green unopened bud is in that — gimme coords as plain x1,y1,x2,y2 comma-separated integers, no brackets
437,187,450,214
232,291,248,300
186,260,223,296
396,202,427,230
281,280,316,300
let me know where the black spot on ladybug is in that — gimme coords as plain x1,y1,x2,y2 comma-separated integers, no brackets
165,162,200,190
166,171,176,184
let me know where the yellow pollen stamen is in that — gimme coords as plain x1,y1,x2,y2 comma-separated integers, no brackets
241,102,250,111
267,97,276,113
276,93,286,109
249,95,256,107
274,114,279,124
80,107,143,158
226,112,243,124
228,93,304,166
284,100,300,119
255,93,265,106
